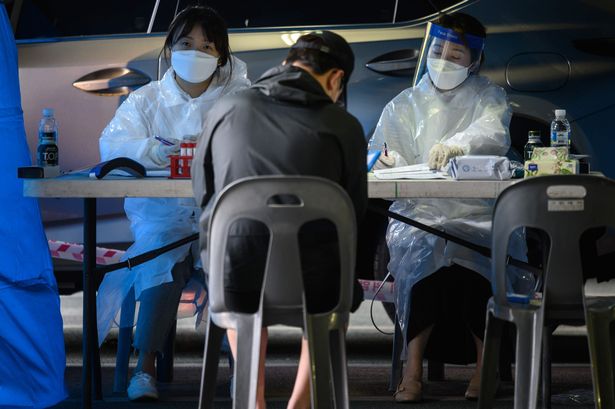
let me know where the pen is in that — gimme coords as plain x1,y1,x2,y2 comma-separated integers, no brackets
154,135,175,146
383,142,388,157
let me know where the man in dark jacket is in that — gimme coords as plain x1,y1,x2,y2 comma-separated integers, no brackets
192,31,366,408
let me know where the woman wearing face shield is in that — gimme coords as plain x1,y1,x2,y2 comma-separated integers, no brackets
369,13,526,402
97,6,250,401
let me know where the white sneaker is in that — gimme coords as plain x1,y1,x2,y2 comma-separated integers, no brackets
127,371,159,401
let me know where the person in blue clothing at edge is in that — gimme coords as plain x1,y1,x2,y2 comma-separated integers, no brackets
96,6,250,401
369,12,528,402
0,2,66,407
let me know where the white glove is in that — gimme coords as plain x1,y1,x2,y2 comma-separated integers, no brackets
428,143,465,170
154,139,180,165
372,154,396,170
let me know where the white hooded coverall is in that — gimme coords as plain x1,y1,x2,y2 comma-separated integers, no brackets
96,57,250,344
369,73,527,338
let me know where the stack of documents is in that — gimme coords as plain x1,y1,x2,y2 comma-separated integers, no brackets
373,163,447,180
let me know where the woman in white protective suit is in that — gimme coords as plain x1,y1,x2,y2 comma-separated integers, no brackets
97,6,250,401
369,13,527,402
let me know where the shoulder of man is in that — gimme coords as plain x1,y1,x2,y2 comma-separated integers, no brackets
207,87,262,118
322,104,365,140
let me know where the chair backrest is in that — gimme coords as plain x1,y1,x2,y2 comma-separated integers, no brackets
204,175,357,327
492,175,615,317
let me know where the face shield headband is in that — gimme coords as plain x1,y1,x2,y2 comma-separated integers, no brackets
412,22,486,89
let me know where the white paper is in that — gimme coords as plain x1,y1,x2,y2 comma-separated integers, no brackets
373,163,431,175
374,170,447,180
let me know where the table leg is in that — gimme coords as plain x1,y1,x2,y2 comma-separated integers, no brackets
82,198,103,407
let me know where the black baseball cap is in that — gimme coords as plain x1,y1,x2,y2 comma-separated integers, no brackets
290,30,355,84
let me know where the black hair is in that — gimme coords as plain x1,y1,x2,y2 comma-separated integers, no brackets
163,6,232,78
435,12,486,67
286,32,354,85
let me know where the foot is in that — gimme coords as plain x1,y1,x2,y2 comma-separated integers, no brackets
127,371,159,401
394,378,423,403
464,374,480,400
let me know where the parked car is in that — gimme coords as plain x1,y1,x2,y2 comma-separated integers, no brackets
9,0,615,292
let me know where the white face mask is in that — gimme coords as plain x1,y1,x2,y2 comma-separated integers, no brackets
426,58,470,91
171,50,218,84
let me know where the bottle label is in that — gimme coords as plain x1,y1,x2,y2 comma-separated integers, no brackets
39,131,57,140
551,131,569,146
37,143,58,166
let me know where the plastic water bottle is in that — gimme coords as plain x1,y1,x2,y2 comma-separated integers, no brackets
550,109,571,147
524,130,544,161
37,108,59,167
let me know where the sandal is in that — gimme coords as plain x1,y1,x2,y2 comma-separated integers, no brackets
394,378,423,403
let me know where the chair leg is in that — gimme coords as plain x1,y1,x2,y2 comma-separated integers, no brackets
478,311,503,409
498,322,514,382
542,326,553,409
233,314,262,409
512,312,543,409
586,306,615,409
306,314,335,409
198,319,225,409
114,287,136,393
329,326,350,409
157,320,176,382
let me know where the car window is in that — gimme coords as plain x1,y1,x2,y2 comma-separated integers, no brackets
14,0,179,39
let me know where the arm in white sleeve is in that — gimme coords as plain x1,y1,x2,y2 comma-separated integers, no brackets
368,88,418,165
99,93,166,168
442,84,512,156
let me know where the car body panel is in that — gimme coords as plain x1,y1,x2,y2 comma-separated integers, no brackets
13,0,615,247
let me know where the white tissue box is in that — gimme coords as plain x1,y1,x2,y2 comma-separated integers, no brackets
449,155,512,180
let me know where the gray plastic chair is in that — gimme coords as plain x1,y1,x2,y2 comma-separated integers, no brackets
198,175,357,409
479,175,615,409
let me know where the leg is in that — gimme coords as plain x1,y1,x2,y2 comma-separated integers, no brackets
465,332,484,400
128,258,192,400
287,338,311,409
404,325,433,382
227,328,268,409
133,279,184,378
463,270,493,400
394,325,433,402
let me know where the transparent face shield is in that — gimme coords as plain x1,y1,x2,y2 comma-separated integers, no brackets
412,22,485,91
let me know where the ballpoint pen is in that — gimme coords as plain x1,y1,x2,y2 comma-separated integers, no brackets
154,135,175,146
383,142,388,157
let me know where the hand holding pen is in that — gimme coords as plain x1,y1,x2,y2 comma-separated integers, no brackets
154,136,180,163
374,141,395,169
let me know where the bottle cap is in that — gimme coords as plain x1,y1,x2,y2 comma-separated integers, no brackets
555,109,566,117
42,108,54,117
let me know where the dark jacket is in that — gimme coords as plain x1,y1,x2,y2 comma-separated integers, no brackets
192,64,367,312
193,64,366,218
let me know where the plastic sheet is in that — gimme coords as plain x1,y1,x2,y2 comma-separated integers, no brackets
368,70,525,340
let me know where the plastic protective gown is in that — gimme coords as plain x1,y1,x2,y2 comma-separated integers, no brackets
369,73,527,338
97,58,250,344
0,4,66,407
